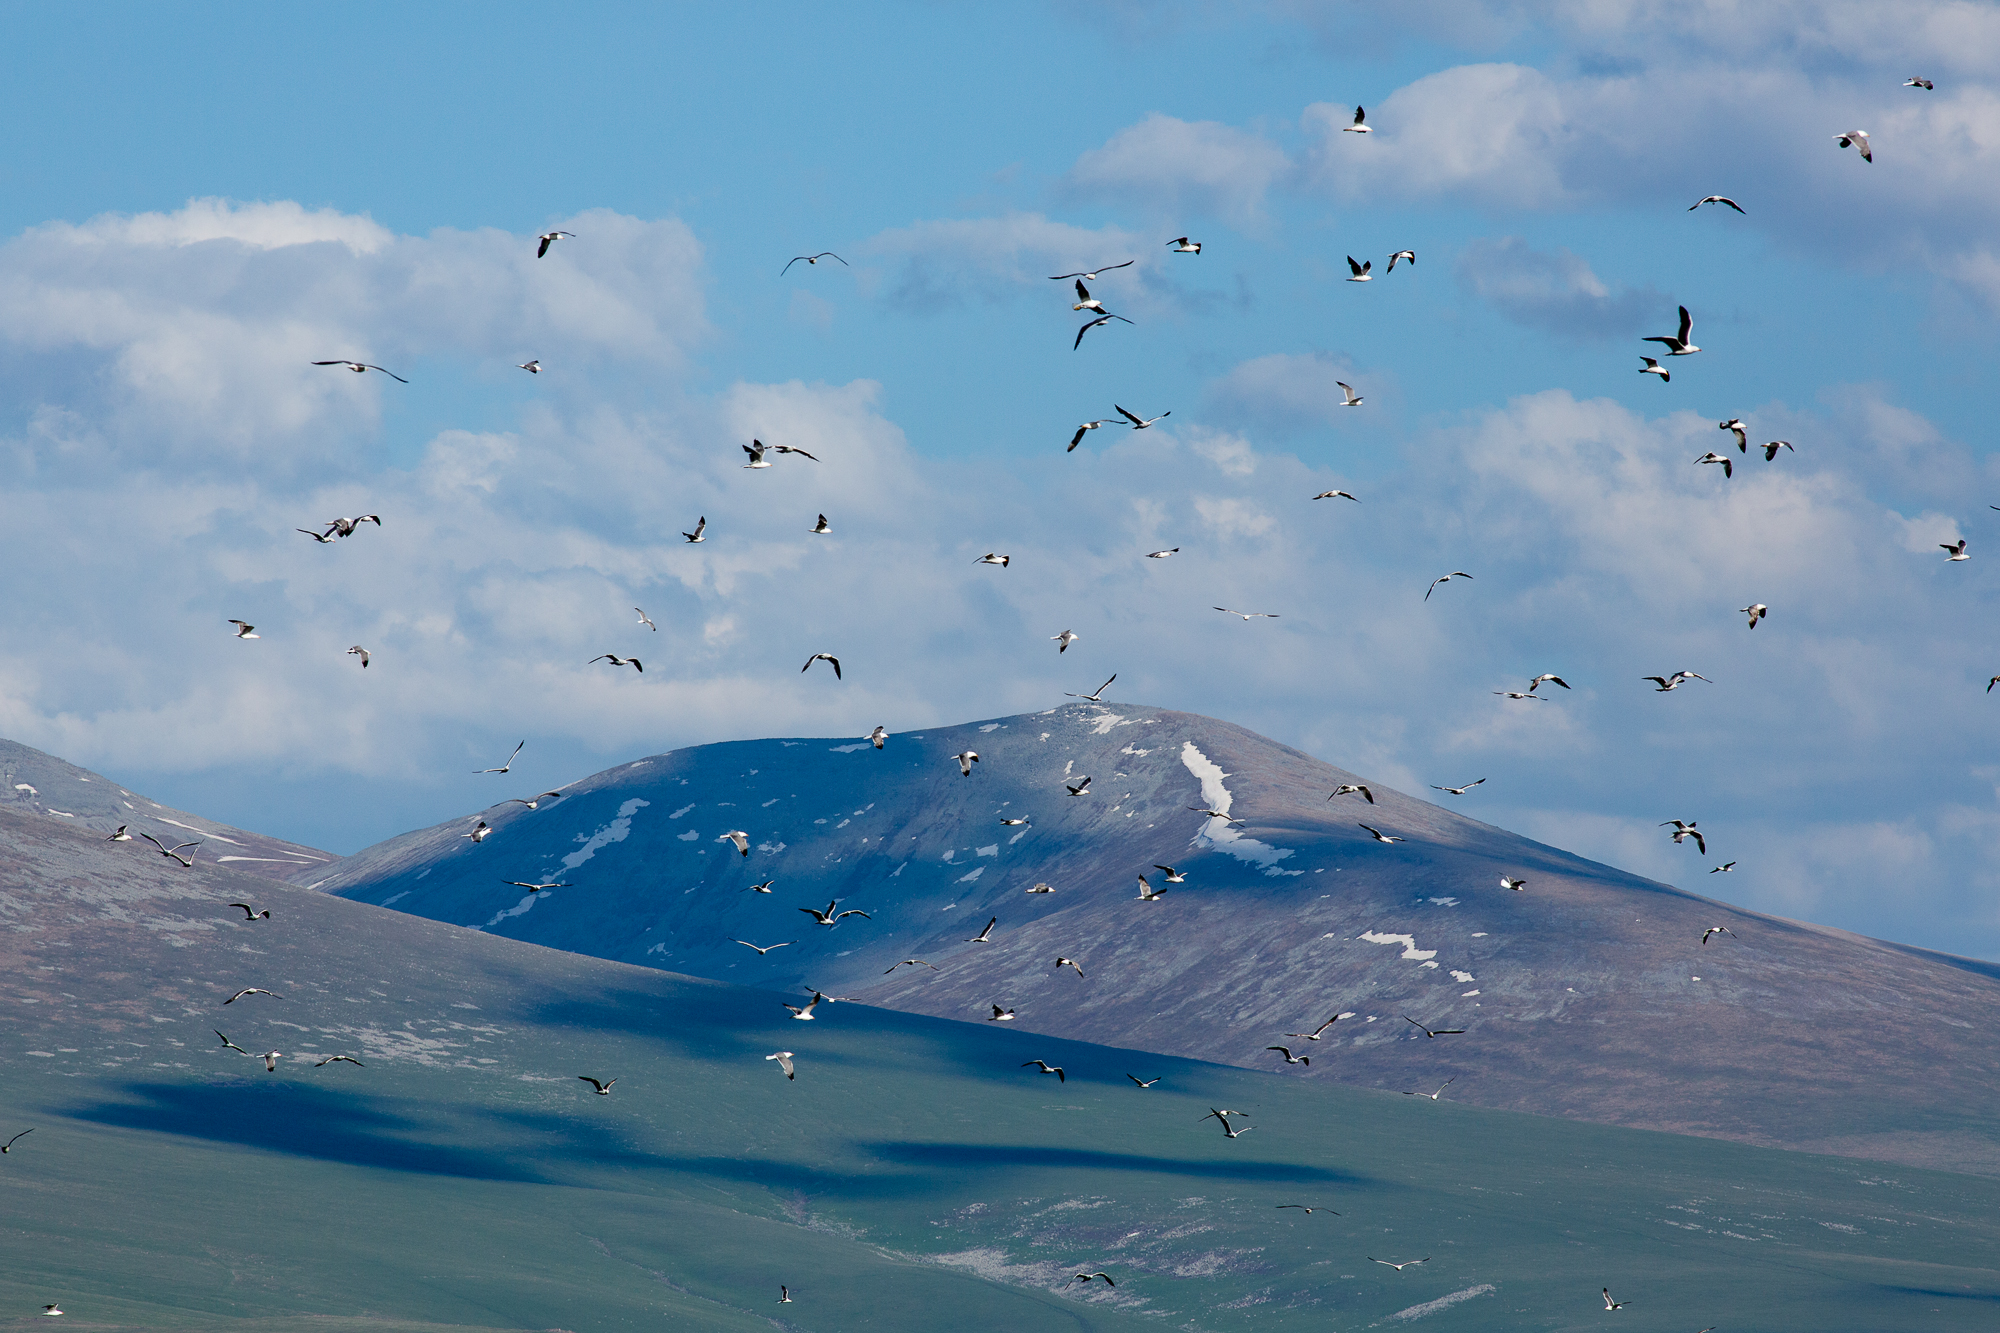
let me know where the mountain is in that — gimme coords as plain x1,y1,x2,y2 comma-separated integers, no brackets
0,736,333,879
307,703,2000,1175
4,790,1998,1332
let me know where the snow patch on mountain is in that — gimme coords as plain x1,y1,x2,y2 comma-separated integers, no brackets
1180,741,1301,876
562,797,649,870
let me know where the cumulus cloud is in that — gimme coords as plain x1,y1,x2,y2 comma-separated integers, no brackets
860,212,1161,313
1061,112,1292,228
1455,236,1666,339
1201,351,1385,434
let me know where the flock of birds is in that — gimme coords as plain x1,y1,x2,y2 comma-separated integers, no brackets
19,77,1954,1326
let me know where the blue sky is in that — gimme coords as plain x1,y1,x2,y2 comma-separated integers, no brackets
4,1,2000,958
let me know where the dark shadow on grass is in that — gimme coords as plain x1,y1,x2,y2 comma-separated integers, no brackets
864,1140,1366,1184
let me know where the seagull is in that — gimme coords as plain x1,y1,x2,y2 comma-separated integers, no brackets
1050,261,1134,281
1053,955,1085,977
967,918,997,943
1359,824,1404,844
1720,418,1748,452
476,742,525,774
779,1286,793,1303
536,230,575,257
1216,1117,1252,1139
1285,1014,1349,1041
741,880,775,894
321,515,382,538
1065,674,1117,702
1905,77,1934,89
635,608,656,630
1070,279,1107,313
884,958,939,973
802,653,842,680
1690,196,1746,213
577,1076,615,1095
503,880,569,893
1068,419,1117,452
465,820,491,843
1834,130,1872,162
1135,876,1167,901
1710,862,1737,873
1215,607,1279,619
1644,305,1700,355
1424,572,1473,601
1329,784,1374,804
1068,1271,1113,1286
1701,925,1737,945
973,553,1011,567
988,1005,1016,1021
215,1030,250,1054
1405,1077,1455,1100
106,826,132,841
1066,776,1092,796
228,620,259,639
733,939,793,956
1403,1016,1465,1038
1762,439,1795,460
810,513,831,534
1128,1075,1161,1088
1314,489,1360,502
683,516,707,542
773,444,819,461
1277,1204,1338,1214
224,988,282,1005
1942,539,1969,561
1500,876,1528,891
1202,1108,1251,1124
589,654,643,672
518,360,540,373
254,1051,284,1072
1343,105,1371,132
782,252,847,274
1052,629,1080,653
139,832,200,866
1189,805,1246,826
228,903,271,921
312,360,409,382
1154,865,1186,883
718,831,750,857
767,1051,797,1079
2,1129,35,1152
1660,820,1707,854
1023,1059,1065,1082
1336,382,1363,406
1146,547,1179,558
1167,237,1202,253
953,751,980,776
347,645,370,668
1002,817,1031,827
799,900,870,926
868,726,888,749
1493,691,1544,701
1267,1045,1310,1065
1696,452,1734,478
314,1055,365,1068
1431,779,1486,795
1529,674,1570,692
1116,404,1171,429
1074,312,1134,349
1602,1288,1628,1310
297,527,338,543
1345,256,1372,282
1644,671,1711,691
1740,603,1768,628
41,1305,60,1317
782,993,825,1020
1370,1257,1429,1271
1639,356,1671,382
1387,249,1416,271
742,441,772,469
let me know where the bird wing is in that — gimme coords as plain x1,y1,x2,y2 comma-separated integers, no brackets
1115,404,1144,426
1069,426,1088,450
1677,305,1694,342
1347,255,1363,276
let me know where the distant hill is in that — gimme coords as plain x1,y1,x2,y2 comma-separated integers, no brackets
0,736,332,878
4,791,1998,1332
306,703,2000,1175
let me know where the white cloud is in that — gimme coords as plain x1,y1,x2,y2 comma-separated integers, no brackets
861,212,1159,313
1455,236,1664,339
1062,112,1292,228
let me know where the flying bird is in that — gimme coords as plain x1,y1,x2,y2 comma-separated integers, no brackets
1644,671,1711,691
773,444,819,461
139,832,200,866
1053,955,1085,977
1359,824,1404,844
1834,129,1872,161
1069,419,1117,452
254,1051,283,1072
884,958,939,973
967,918,997,943
953,751,980,776
742,440,772,469
297,527,337,543
1189,805,1246,825
215,1030,250,1055
636,608,656,630
1710,862,1737,873
1065,675,1117,701
536,230,575,257
802,653,842,680
1202,1108,1251,1124
1942,539,1969,561
1644,305,1700,355
779,1286,793,1303
869,725,888,749
1696,452,1734,478
1049,260,1134,281
465,820,491,843
1431,778,1486,795
1387,249,1416,271
1501,876,1528,891
1660,820,1707,855
1002,817,1031,827
1639,356,1670,382
1343,105,1371,132
1329,784,1374,804
1128,1075,1161,1087
1167,237,1202,253
1214,607,1279,619
782,993,825,1020
228,620,259,639
1074,312,1134,349
106,825,132,841
1905,77,1934,89
782,252,847,274
1740,603,1768,628
683,516,707,542
1052,629,1080,653
1286,1014,1350,1041
1145,547,1179,558
1405,1077,1455,1100
228,903,270,921
1602,1289,1628,1310
503,880,569,893
1529,673,1570,692
1068,1271,1113,1286
41,1305,60,1317
589,654,643,672
1345,256,1372,282
346,645,370,668
517,359,540,373
1066,776,1092,796
314,1055,365,1068
1403,1016,1465,1038
799,899,870,926
973,553,1010,567
1154,865,1186,883
810,513,831,534
1215,1117,1251,1139
475,741,525,774
1762,439,1795,460
1022,1059,1065,1082
1116,404,1171,429
988,1005,1015,1021
767,1051,796,1079
1494,691,1543,701
1069,278,1107,313
1690,195,1746,213
1720,418,1748,451
224,988,282,1005
1370,1257,1429,1271
1424,572,1473,601
3,1129,35,1153
312,360,408,382
577,1076,615,1095
1135,875,1167,901
1267,1045,1310,1065
732,939,793,956
1277,1204,1338,1214
718,831,751,857
321,515,382,538
1314,489,1360,502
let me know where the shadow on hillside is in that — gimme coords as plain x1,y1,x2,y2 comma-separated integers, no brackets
864,1140,1364,1184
